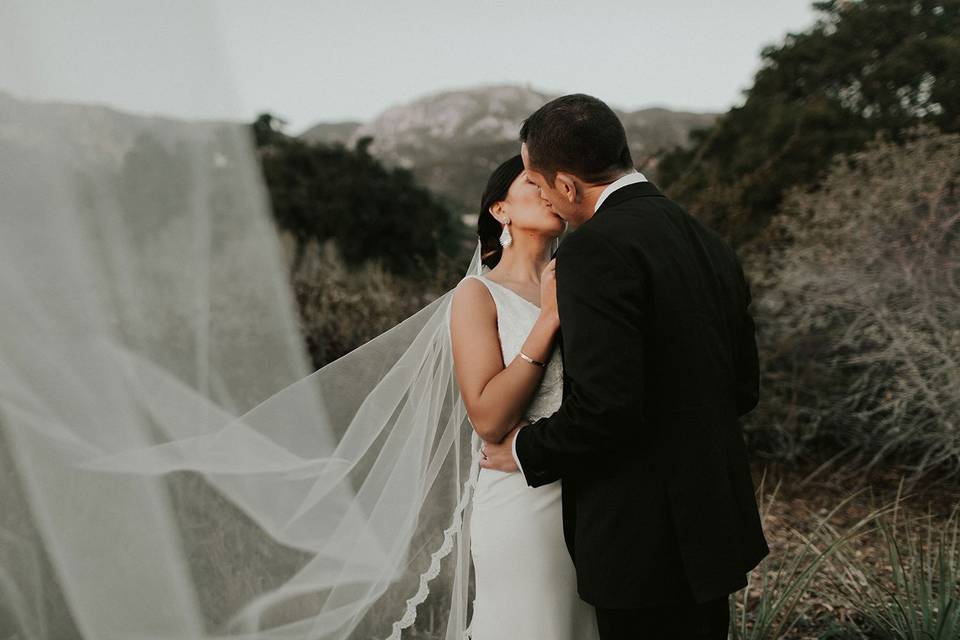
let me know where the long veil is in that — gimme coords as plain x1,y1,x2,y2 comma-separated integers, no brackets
0,3,488,639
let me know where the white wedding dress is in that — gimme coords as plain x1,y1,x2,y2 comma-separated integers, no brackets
461,274,600,640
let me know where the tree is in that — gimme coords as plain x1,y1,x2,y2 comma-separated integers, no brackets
251,112,289,148
657,0,960,246
254,124,464,275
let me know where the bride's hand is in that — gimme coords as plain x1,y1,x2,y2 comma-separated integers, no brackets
540,259,558,323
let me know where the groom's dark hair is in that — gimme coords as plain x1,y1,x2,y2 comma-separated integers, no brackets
519,93,634,185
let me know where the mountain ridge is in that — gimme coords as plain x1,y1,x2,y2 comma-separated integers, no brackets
299,84,717,213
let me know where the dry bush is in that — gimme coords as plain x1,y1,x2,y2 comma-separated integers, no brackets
745,127,960,480
284,234,464,369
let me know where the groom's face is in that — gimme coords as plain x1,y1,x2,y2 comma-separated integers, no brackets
521,143,584,226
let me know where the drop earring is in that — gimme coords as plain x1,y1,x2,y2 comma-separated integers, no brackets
499,218,513,248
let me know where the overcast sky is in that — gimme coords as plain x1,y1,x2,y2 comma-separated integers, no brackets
1,1,820,135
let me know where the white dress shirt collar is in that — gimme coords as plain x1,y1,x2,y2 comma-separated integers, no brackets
595,170,648,212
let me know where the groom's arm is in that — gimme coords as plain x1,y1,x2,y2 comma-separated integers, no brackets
514,226,647,488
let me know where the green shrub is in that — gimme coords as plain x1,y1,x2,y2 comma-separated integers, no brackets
256,120,467,276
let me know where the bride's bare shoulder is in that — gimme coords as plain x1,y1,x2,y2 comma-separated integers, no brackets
451,276,497,323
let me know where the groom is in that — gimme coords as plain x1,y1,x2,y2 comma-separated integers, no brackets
479,94,769,639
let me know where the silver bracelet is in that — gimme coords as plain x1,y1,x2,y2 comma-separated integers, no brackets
518,351,547,368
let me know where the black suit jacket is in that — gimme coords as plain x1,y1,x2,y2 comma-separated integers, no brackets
515,180,769,608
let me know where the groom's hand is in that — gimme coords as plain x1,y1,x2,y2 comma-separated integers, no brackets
478,423,525,472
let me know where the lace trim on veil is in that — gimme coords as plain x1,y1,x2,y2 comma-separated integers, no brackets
385,434,481,640
384,245,487,640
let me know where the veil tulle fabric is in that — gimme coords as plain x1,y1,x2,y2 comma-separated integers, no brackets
0,3,493,639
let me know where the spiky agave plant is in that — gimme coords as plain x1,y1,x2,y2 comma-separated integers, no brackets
825,480,960,640
729,472,899,640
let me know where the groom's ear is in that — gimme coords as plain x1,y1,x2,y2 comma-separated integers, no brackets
554,173,578,203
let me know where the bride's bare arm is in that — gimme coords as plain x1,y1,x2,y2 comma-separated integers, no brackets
450,278,559,444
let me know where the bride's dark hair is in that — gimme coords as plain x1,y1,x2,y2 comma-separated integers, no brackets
478,154,524,269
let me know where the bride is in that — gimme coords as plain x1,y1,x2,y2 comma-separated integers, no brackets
450,155,600,639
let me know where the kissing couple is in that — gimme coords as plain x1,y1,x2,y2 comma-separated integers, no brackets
447,93,769,639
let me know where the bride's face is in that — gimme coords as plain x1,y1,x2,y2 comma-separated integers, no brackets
497,171,566,237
